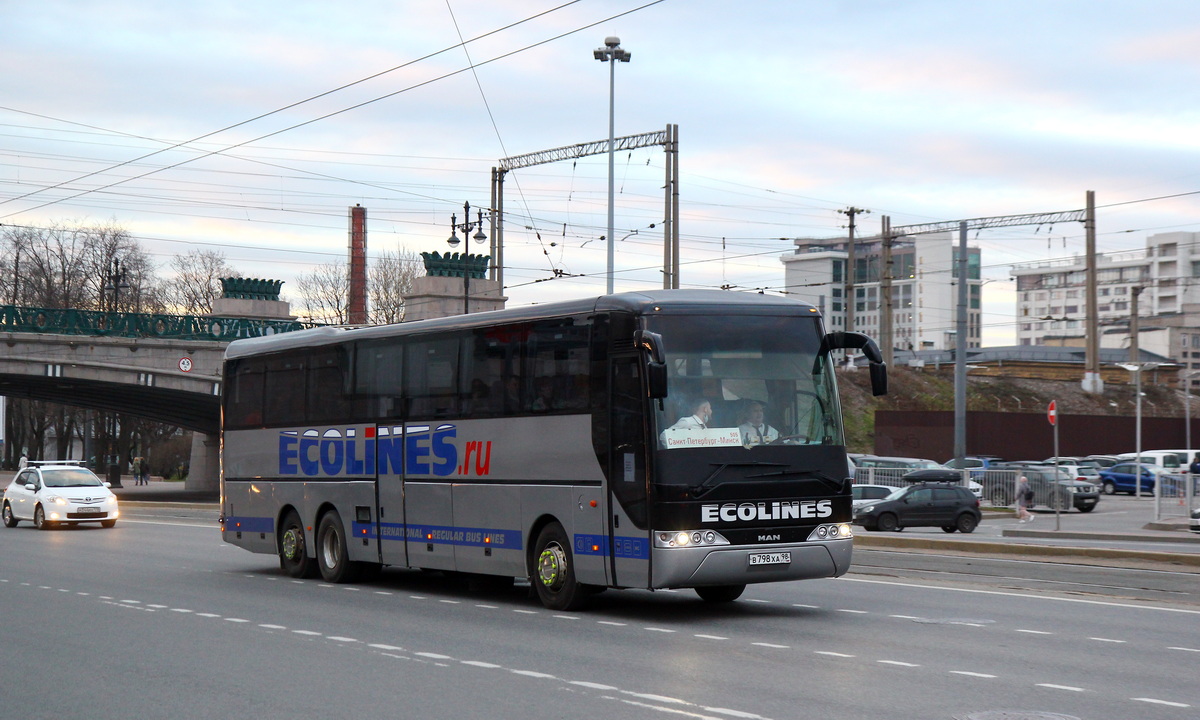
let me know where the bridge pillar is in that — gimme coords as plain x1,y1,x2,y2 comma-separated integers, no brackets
187,432,220,494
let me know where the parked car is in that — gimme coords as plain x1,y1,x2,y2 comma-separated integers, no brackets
852,479,981,533
992,463,1100,512
1191,508,1199,534
1113,450,1187,470
3,461,119,529
851,483,895,510
1083,455,1120,468
943,455,1004,471
1028,461,1101,483
1096,462,1167,496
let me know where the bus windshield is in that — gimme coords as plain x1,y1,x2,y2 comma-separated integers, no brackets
649,313,843,451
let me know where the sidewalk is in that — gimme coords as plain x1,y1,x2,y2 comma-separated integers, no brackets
110,477,218,505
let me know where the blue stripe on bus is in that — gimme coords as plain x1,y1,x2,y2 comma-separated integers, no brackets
574,534,650,560
224,516,274,534
363,521,523,551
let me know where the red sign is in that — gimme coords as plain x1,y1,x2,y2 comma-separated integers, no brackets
1047,399,1057,426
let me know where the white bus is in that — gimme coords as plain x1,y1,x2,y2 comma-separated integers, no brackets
219,290,887,609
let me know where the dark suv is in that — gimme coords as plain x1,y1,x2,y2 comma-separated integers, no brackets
993,463,1100,512
852,479,981,533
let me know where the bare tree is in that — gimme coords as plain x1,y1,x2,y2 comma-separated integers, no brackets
296,262,351,325
164,249,239,315
370,247,424,325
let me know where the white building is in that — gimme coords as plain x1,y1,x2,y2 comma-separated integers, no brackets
1011,231,1200,347
781,232,982,352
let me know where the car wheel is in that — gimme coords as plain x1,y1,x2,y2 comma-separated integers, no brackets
2,502,17,528
1077,505,1095,513
941,525,957,533
101,519,117,528
531,521,588,611
695,584,746,603
991,488,1012,506
956,513,979,534
316,510,358,583
278,510,316,578
34,505,54,531
1102,481,1116,495
876,513,899,532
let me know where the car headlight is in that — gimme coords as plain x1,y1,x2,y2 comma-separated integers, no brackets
45,495,69,505
859,505,874,514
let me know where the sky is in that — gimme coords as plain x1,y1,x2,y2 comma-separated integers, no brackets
4,0,1200,344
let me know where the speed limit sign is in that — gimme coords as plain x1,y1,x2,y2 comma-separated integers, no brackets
179,357,193,373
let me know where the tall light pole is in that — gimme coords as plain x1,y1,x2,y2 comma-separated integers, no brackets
1118,361,1161,497
447,202,487,315
594,36,631,295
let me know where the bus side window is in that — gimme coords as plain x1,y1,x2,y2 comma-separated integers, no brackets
406,336,461,419
225,358,265,428
263,354,305,426
356,338,404,420
308,347,353,424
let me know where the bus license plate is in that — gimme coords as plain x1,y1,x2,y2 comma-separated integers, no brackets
748,552,791,566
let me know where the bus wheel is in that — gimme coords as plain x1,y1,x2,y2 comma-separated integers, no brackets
532,522,586,611
279,511,315,578
695,584,745,603
316,510,358,583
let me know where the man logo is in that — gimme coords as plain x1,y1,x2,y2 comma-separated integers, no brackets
758,534,781,542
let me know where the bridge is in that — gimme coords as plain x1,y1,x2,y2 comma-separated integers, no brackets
0,303,316,492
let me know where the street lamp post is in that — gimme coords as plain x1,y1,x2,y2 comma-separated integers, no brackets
594,36,631,295
447,202,488,315
102,258,129,487
1117,361,1161,497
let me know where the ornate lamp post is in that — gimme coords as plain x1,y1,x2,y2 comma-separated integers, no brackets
594,36,631,295
101,257,129,486
447,202,488,315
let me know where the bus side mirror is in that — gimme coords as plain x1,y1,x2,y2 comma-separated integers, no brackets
635,329,669,399
869,362,888,397
822,330,887,397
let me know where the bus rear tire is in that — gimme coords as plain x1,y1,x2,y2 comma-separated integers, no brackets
316,510,358,583
695,584,745,603
279,510,316,578
532,522,586,611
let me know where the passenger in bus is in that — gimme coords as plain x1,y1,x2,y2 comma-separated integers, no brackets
738,401,779,446
500,376,523,413
668,398,713,430
530,377,562,412
466,378,492,414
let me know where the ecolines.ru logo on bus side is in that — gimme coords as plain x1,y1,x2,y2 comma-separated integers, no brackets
700,500,832,523
278,425,492,477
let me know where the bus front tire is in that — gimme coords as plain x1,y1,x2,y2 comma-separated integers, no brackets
695,584,745,603
279,510,316,578
532,522,586,611
316,510,358,583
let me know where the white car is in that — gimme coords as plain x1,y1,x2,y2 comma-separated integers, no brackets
852,483,896,510
3,461,119,530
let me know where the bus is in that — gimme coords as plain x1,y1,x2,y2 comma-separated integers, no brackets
219,289,886,610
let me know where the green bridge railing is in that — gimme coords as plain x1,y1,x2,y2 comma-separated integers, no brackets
0,305,321,341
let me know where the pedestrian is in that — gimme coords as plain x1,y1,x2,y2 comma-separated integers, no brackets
1190,453,1200,476
1016,475,1034,523
140,458,150,486
131,456,143,486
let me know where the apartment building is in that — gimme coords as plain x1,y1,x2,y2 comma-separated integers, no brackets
781,231,982,351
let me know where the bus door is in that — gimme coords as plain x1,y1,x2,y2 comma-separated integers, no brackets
374,424,408,568
607,355,651,588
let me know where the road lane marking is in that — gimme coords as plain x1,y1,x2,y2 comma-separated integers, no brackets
1016,629,1052,635
292,630,321,636
836,608,868,614
1168,646,1200,652
511,669,556,679
368,644,403,651
258,624,287,630
327,636,357,642
1132,698,1190,708
1037,683,1084,692
597,621,626,626
878,660,920,667
645,627,675,633
462,661,501,669
694,634,728,640
1089,637,1125,643
814,651,855,658
950,671,996,678
752,643,789,649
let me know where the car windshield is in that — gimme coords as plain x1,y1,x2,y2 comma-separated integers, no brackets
884,486,908,501
41,468,104,488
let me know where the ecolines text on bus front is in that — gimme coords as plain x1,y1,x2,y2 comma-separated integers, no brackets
277,425,493,477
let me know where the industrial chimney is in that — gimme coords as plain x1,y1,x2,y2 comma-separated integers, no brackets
348,204,367,324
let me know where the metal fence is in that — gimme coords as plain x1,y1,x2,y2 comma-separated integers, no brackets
852,467,1020,508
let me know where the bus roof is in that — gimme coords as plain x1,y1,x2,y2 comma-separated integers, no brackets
225,289,820,360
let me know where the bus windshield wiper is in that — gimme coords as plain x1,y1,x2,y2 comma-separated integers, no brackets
745,468,844,493
690,461,787,498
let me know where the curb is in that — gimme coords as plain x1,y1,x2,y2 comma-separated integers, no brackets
852,533,1200,569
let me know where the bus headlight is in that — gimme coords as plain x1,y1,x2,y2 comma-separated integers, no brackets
807,523,853,541
655,530,731,548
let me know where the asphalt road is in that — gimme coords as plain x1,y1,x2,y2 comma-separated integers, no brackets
1,505,1196,720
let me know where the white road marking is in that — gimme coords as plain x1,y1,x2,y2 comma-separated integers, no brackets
889,614,920,619
877,660,920,667
513,609,538,614
196,613,220,618
258,624,287,630
511,669,556,679
461,661,501,669
570,681,618,691
1037,683,1084,692
694,634,728,640
597,620,627,626
1168,646,1200,652
553,614,579,620
374,591,392,595
1132,698,1190,708
836,609,867,614
645,627,676,633
225,618,250,623
842,576,1200,615
814,651,855,658
368,644,403,651
292,630,321,636
438,599,460,604
416,652,452,660
1089,637,1125,643
170,608,193,613
792,603,819,609
475,604,498,609
1016,629,1052,635
744,599,769,604
327,636,357,642
752,643,789,649
950,671,996,678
